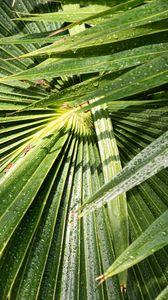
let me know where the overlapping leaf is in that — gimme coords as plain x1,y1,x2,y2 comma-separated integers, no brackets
96,209,168,282
79,130,168,216
0,1,168,300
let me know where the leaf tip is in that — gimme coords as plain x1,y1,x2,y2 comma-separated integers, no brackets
96,273,106,285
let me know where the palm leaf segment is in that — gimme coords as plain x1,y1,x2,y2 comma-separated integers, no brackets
0,0,168,299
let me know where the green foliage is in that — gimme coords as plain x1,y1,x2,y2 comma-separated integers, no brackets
156,286,168,300
0,0,168,299
79,130,168,216
96,208,168,282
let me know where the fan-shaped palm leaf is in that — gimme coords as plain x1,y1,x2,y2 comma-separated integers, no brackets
0,0,168,299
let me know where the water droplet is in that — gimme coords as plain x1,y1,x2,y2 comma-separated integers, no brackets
162,231,166,236
93,82,99,87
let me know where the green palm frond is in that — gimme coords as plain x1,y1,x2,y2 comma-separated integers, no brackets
156,286,168,300
0,0,168,299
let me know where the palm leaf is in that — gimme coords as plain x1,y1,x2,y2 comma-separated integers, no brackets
96,209,168,282
0,0,168,299
156,286,168,300
91,103,129,286
78,129,168,216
